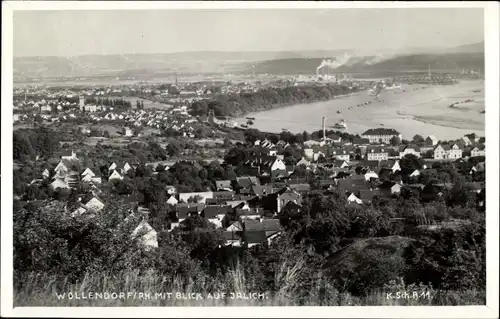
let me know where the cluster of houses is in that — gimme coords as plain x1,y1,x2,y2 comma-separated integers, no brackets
290,130,485,163
25,122,486,251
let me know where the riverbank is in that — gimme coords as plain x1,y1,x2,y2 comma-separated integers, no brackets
234,80,485,140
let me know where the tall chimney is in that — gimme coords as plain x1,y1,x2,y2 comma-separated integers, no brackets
322,116,326,142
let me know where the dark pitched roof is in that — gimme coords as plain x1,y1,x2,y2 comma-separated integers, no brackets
337,179,368,193
358,189,379,202
202,205,232,219
244,230,267,244
353,138,370,145
236,177,258,189
360,160,379,169
176,203,204,219
262,219,280,232
367,147,389,154
244,219,265,231
251,185,274,197
362,128,400,136
223,231,242,241
378,181,397,189
378,168,393,181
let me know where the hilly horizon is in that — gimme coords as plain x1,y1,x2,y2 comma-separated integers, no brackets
13,41,485,80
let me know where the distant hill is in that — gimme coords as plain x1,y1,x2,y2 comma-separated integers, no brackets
13,42,485,80
446,41,484,53
247,52,485,75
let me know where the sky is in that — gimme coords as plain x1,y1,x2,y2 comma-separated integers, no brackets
13,8,484,57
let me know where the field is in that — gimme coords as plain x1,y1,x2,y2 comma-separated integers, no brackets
234,80,485,140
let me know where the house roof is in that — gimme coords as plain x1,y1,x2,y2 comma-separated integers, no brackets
378,181,397,189
216,180,233,189
353,138,370,145
360,160,380,169
236,208,263,217
61,150,75,157
202,205,232,219
362,128,400,136
262,219,280,232
358,189,379,202
334,160,349,167
244,230,267,244
289,183,311,192
377,168,393,180
426,135,438,143
223,231,242,241
367,147,389,154
244,219,265,231
337,178,368,193
251,185,274,197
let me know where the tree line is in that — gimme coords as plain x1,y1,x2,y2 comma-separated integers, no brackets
189,84,358,117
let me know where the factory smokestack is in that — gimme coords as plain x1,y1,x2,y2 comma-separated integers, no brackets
322,117,326,142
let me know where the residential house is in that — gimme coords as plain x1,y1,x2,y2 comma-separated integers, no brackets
40,105,52,113
289,183,311,194
433,144,448,160
330,148,350,162
303,140,323,147
399,145,421,158
358,189,380,204
122,127,134,137
296,157,311,167
216,180,233,191
379,181,402,197
50,178,70,190
464,133,480,144
165,185,177,195
268,157,286,172
251,185,274,197
71,197,105,217
226,221,244,232
108,169,124,181
461,136,472,146
83,104,97,113
236,208,263,221
471,145,485,157
81,171,102,184
166,195,178,205
131,220,158,250
202,205,231,228
61,150,78,161
364,170,379,181
303,148,314,160
347,193,363,204
409,169,421,178
109,162,133,174
333,160,350,168
433,144,463,160
361,128,402,144
448,144,463,159
276,188,301,213
425,135,438,146
366,147,389,161
353,138,370,146
223,231,243,247
42,169,50,179
337,178,368,195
